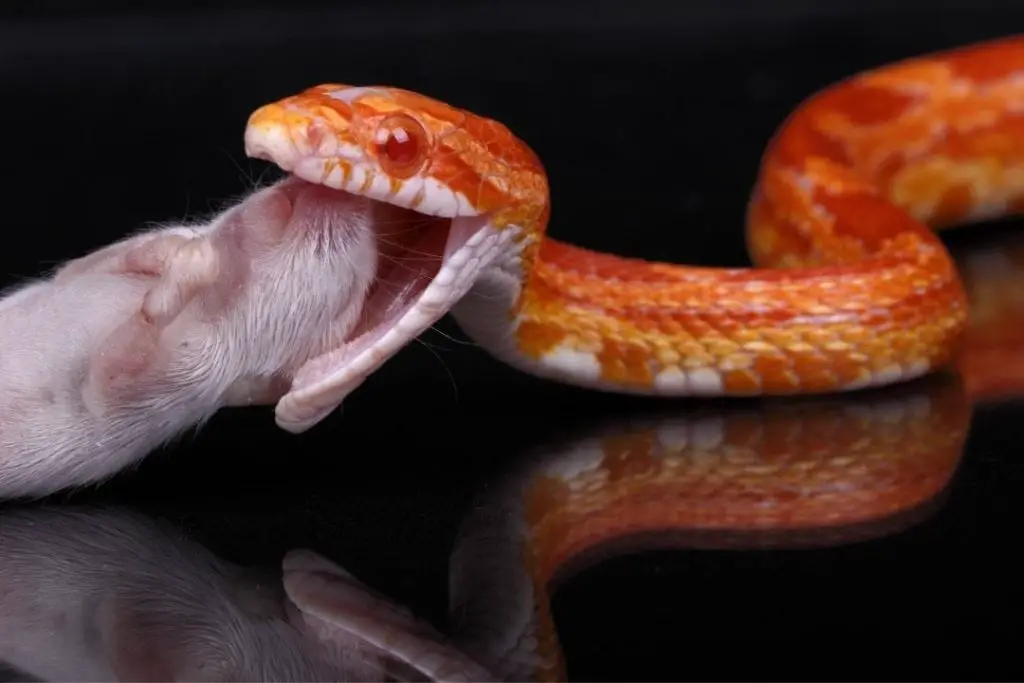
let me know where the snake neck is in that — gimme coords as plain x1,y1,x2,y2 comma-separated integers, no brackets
453,227,965,398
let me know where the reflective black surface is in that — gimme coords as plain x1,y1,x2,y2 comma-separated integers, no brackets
2,2,1024,680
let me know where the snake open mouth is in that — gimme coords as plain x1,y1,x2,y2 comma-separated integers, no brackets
241,93,531,433
246,128,507,432
284,175,503,433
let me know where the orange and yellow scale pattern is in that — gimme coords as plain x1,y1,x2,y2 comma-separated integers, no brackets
514,38,1024,396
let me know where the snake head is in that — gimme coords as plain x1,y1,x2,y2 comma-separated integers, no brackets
242,84,547,432
245,84,546,222
249,85,466,217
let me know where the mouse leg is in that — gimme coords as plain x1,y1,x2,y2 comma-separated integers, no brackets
80,235,224,413
138,237,222,327
282,549,497,682
53,226,210,284
80,186,296,413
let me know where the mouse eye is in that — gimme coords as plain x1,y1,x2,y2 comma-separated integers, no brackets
373,113,430,178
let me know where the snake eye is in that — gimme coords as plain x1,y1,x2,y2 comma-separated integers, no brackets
374,113,430,178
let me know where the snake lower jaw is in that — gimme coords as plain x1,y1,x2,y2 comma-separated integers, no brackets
274,206,502,433
244,100,508,430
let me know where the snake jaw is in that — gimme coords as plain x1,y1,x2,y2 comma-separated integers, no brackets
273,214,508,432
244,103,508,433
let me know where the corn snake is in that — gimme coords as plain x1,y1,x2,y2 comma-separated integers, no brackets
242,36,1024,432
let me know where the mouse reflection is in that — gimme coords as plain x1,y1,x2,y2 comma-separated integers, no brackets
0,505,492,682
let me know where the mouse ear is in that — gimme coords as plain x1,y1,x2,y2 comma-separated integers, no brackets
281,549,496,682
233,181,295,250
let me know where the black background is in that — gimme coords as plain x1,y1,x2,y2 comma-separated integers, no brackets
2,1,1024,680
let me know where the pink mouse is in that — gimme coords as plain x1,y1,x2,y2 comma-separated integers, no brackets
0,177,421,498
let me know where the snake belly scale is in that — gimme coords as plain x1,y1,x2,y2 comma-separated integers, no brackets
242,37,1024,431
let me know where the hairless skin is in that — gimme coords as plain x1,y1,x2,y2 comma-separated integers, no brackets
0,177,415,498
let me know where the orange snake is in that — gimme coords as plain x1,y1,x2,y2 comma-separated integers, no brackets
242,36,1024,431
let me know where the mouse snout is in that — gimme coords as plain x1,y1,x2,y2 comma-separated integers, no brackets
277,176,366,211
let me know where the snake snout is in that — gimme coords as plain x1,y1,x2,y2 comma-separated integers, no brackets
244,104,307,172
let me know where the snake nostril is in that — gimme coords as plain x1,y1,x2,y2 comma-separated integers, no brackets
306,121,324,147
304,120,333,156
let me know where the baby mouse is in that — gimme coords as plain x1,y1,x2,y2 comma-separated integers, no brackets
0,177,382,499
